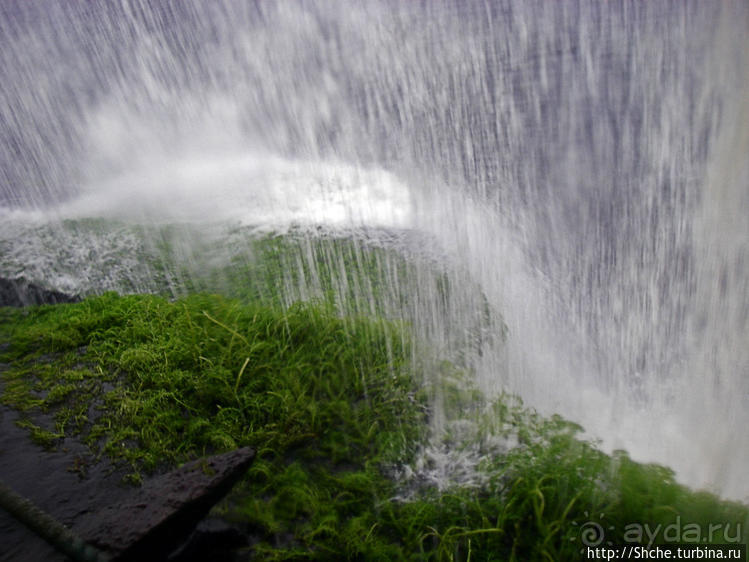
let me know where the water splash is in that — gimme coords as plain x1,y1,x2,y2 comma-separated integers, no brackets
1,1,747,499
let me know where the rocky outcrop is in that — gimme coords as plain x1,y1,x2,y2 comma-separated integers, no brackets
0,277,80,307
72,447,254,562
1,400,254,562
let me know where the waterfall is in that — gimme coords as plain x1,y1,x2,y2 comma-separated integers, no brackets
1,0,747,500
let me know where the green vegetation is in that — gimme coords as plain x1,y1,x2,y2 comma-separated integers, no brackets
1,294,746,560
0,293,419,471
0,221,503,367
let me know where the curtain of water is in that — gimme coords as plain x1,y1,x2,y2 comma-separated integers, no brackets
1,0,747,499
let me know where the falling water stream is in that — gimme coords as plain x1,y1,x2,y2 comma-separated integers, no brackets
1,1,747,500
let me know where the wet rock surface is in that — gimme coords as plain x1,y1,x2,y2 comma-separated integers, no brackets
0,277,80,307
0,404,129,562
73,447,254,561
0,399,253,562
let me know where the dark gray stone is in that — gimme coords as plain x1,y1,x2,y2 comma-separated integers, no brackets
73,448,254,562
0,277,80,307
0,404,129,562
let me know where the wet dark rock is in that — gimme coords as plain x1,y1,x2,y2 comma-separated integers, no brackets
73,447,254,562
1,398,254,561
0,277,80,307
0,405,128,562
167,517,249,562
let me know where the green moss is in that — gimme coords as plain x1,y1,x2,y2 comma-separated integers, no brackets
1,294,746,561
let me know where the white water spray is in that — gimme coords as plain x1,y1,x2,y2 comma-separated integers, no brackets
1,1,747,499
